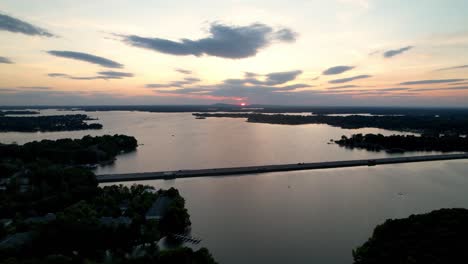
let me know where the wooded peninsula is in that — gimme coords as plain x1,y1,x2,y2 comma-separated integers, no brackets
0,135,217,264
193,113,468,135
0,114,102,132
335,133,468,153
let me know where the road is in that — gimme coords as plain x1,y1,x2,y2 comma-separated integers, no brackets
96,153,468,183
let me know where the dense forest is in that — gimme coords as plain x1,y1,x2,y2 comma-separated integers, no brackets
0,135,138,217
335,133,468,152
0,185,214,264
0,134,138,166
0,135,217,263
353,208,468,264
0,115,102,132
193,113,468,134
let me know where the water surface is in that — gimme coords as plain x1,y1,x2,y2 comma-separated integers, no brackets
107,160,468,264
0,110,444,175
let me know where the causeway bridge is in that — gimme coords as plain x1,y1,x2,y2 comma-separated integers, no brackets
96,153,468,183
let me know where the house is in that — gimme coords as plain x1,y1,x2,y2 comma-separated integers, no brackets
118,200,130,215
145,196,172,220
99,216,132,227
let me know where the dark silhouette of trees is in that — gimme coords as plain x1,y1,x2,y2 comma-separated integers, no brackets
336,133,468,152
0,115,102,132
0,135,138,217
193,113,468,134
160,188,191,234
353,208,468,264
0,111,39,116
0,134,138,167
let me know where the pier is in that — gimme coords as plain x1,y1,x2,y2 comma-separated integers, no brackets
96,153,468,183
171,234,202,244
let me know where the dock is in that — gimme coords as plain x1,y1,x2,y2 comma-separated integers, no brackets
171,234,202,244
96,153,468,183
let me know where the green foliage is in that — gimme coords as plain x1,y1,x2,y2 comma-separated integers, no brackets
353,208,468,264
336,133,468,152
0,134,138,165
0,165,98,217
160,188,191,234
0,135,137,217
91,184,157,218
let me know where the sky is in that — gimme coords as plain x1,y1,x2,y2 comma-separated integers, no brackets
1,0,468,106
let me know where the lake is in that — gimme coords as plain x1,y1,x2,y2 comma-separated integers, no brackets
111,160,468,264
0,110,443,174
1,110,467,263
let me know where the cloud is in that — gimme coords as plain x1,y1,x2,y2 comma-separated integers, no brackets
383,46,413,58
368,50,381,56
120,23,297,59
183,77,201,83
175,68,192,74
329,75,372,84
436,65,468,71
378,87,410,92
0,13,55,37
223,70,303,86
97,71,133,78
264,70,303,85
399,79,465,85
327,85,359,90
0,56,13,64
145,84,170,88
146,77,201,88
0,89,137,105
0,86,53,93
274,28,298,42
48,73,69,78
412,86,468,92
17,86,52,90
0,88,18,93
170,77,201,87
147,69,310,102
47,50,123,68
322,65,355,75
449,81,468,86
244,72,260,78
48,71,133,80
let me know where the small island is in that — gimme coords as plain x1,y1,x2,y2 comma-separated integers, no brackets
0,135,217,263
335,133,468,153
0,110,40,116
192,113,468,135
0,114,103,132
353,208,468,264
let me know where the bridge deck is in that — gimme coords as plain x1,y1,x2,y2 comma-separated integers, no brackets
96,153,468,183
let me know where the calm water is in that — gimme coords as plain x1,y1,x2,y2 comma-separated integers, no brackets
2,110,468,263
0,110,443,174
107,160,468,264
